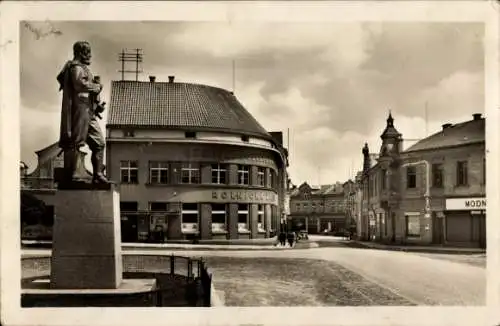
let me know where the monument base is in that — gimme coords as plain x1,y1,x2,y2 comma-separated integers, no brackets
50,184,122,289
22,278,158,307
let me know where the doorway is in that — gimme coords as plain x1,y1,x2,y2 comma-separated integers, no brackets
121,214,138,243
432,213,444,244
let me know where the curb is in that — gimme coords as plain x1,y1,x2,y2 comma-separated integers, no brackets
351,241,485,255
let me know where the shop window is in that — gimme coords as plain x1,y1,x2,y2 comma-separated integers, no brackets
256,167,265,187
181,163,200,184
257,204,265,232
456,161,468,186
405,214,420,237
211,164,227,184
181,203,199,233
149,161,169,184
211,204,227,232
237,204,249,232
406,166,417,189
120,160,138,184
149,202,168,211
432,163,444,188
268,170,275,188
237,165,250,185
120,201,138,212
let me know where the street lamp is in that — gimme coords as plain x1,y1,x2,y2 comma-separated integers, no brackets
402,160,431,218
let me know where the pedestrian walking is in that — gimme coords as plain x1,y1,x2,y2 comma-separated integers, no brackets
287,232,295,248
279,232,286,247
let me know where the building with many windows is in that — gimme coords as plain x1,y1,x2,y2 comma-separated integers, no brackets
106,76,289,241
288,182,346,234
359,112,486,248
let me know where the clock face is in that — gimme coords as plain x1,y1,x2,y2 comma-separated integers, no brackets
386,144,394,151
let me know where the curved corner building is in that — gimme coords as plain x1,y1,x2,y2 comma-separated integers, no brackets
106,76,288,242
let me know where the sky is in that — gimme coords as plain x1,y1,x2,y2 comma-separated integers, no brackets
20,21,484,185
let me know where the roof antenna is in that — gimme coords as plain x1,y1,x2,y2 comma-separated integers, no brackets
118,48,143,81
232,59,236,94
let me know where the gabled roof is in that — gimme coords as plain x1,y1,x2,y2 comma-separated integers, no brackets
107,80,273,141
293,182,345,197
35,142,60,156
405,116,484,153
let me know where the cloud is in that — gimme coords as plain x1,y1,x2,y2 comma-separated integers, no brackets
20,21,484,184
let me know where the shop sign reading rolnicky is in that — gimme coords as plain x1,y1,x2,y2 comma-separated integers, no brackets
212,189,277,204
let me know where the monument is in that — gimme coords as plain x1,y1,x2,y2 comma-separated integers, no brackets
22,41,156,306
50,40,122,290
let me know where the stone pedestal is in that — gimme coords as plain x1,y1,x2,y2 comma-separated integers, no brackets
50,184,123,289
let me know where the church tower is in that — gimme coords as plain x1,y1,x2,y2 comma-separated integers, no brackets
362,143,371,174
379,111,402,158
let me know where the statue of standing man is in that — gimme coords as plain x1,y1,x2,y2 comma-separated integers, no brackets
57,41,110,187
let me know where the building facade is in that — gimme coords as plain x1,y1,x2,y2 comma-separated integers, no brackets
359,112,486,248
288,182,346,234
343,179,358,235
106,76,288,241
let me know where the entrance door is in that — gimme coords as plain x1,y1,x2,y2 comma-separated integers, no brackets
121,214,138,243
479,212,486,249
166,213,181,240
446,212,471,244
432,214,444,244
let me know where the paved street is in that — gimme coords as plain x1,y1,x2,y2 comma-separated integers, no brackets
22,237,485,306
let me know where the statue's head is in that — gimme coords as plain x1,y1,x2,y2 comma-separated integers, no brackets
73,41,92,65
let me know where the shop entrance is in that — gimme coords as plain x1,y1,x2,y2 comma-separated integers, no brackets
432,213,444,245
121,214,138,243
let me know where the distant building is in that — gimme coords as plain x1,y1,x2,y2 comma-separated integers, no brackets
22,142,92,191
288,182,346,234
342,179,357,233
359,112,485,248
20,142,91,240
105,76,289,242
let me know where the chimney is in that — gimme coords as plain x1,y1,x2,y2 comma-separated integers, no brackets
168,76,175,83
149,76,156,83
472,113,482,121
442,123,452,130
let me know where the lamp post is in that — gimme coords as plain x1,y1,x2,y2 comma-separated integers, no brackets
402,160,431,218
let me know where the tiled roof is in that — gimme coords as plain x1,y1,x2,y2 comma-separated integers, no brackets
107,81,272,139
296,182,345,196
405,117,485,153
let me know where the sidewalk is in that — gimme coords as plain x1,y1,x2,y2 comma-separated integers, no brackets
21,240,318,257
351,240,486,255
